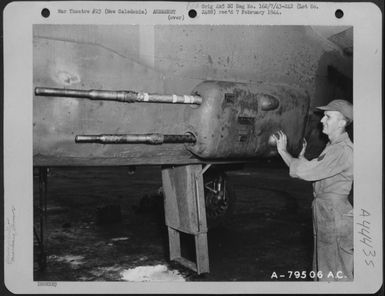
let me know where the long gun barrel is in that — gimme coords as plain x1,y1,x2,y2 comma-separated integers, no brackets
35,87,202,105
75,133,197,145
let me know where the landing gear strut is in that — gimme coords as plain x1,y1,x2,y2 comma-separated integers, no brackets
204,168,236,229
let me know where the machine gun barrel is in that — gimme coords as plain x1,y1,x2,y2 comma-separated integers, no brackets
75,133,196,145
35,87,202,105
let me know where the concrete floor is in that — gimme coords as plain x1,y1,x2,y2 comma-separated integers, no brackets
33,162,315,282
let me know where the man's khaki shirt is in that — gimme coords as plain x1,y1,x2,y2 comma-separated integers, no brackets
289,132,353,196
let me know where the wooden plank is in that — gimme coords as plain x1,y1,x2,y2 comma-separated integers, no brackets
167,227,181,260
162,168,181,229
194,170,208,233
173,257,197,272
161,165,201,233
195,233,210,274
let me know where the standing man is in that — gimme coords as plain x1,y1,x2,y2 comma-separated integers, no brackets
273,100,353,281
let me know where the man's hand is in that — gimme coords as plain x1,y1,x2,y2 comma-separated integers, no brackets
272,130,294,167
298,138,307,159
273,130,288,153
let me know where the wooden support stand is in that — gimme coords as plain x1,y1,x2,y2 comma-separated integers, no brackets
161,164,209,274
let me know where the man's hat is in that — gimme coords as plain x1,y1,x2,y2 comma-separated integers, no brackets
316,99,353,123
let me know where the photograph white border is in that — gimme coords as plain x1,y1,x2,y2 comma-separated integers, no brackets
3,1,383,294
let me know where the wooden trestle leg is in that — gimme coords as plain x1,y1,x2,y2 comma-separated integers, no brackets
161,164,209,274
